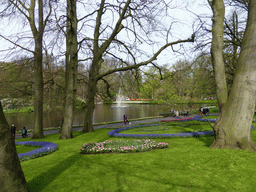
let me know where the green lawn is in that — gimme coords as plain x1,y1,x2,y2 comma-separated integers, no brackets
203,115,219,119
121,120,213,134
16,119,256,192
16,145,41,154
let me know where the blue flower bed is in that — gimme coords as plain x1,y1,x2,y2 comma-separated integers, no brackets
193,115,217,123
195,115,255,130
108,120,215,138
108,115,254,138
15,141,58,161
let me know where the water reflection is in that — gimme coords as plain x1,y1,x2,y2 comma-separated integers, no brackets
4,103,214,131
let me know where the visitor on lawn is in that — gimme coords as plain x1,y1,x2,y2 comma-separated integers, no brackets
123,114,126,124
22,127,27,138
125,115,130,124
176,110,179,117
199,107,203,115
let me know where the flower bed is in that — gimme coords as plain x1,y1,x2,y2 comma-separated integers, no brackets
108,114,256,138
194,115,255,130
193,115,216,123
15,141,58,161
108,123,215,138
81,139,168,154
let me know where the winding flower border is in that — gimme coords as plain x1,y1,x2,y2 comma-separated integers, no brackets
15,141,58,161
108,115,255,138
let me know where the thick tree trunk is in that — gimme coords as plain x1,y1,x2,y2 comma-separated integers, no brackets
0,102,30,192
81,58,103,133
209,0,228,110
31,51,44,139
31,0,44,139
210,0,256,151
81,77,97,133
60,0,78,139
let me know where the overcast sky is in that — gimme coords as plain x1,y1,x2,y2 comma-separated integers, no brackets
0,0,245,67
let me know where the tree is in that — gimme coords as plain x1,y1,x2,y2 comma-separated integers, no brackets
0,102,30,192
0,58,34,98
208,0,228,111
43,54,66,110
0,0,53,138
223,11,243,92
96,58,141,101
209,0,256,151
140,67,162,100
191,54,215,99
80,0,194,132
59,0,78,139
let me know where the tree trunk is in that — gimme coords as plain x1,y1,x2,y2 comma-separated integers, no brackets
81,75,97,133
0,102,30,192
209,0,228,111
60,0,78,139
31,0,44,139
81,57,103,133
210,0,256,151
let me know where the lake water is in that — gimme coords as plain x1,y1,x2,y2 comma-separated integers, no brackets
5,103,215,131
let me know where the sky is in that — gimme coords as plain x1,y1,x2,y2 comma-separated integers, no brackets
0,0,245,68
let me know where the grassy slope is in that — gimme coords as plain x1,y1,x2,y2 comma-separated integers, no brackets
17,120,256,192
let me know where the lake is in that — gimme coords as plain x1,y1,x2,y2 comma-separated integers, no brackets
5,103,215,131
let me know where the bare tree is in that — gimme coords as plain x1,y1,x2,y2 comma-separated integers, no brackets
208,0,228,111
0,0,54,138
209,0,256,151
78,0,195,132
59,0,78,139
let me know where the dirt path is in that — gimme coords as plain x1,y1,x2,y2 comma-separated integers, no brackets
14,116,196,139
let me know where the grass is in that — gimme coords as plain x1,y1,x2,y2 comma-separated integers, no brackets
202,115,219,120
16,145,41,154
120,120,212,135
4,106,34,114
16,117,256,192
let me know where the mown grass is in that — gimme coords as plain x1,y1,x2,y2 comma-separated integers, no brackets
16,117,256,192
202,115,219,120
121,120,212,135
16,145,41,154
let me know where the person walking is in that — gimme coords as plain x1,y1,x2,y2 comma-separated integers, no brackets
11,124,16,138
123,114,126,124
22,127,27,138
125,115,129,124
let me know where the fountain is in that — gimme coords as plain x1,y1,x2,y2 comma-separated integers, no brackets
116,88,124,107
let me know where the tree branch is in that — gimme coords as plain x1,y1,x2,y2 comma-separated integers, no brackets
97,35,194,80
43,0,53,30
9,0,29,20
0,34,34,53
99,0,131,53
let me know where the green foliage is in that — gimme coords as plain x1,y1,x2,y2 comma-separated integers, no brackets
3,106,34,113
136,58,215,103
0,60,34,98
1,55,217,110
